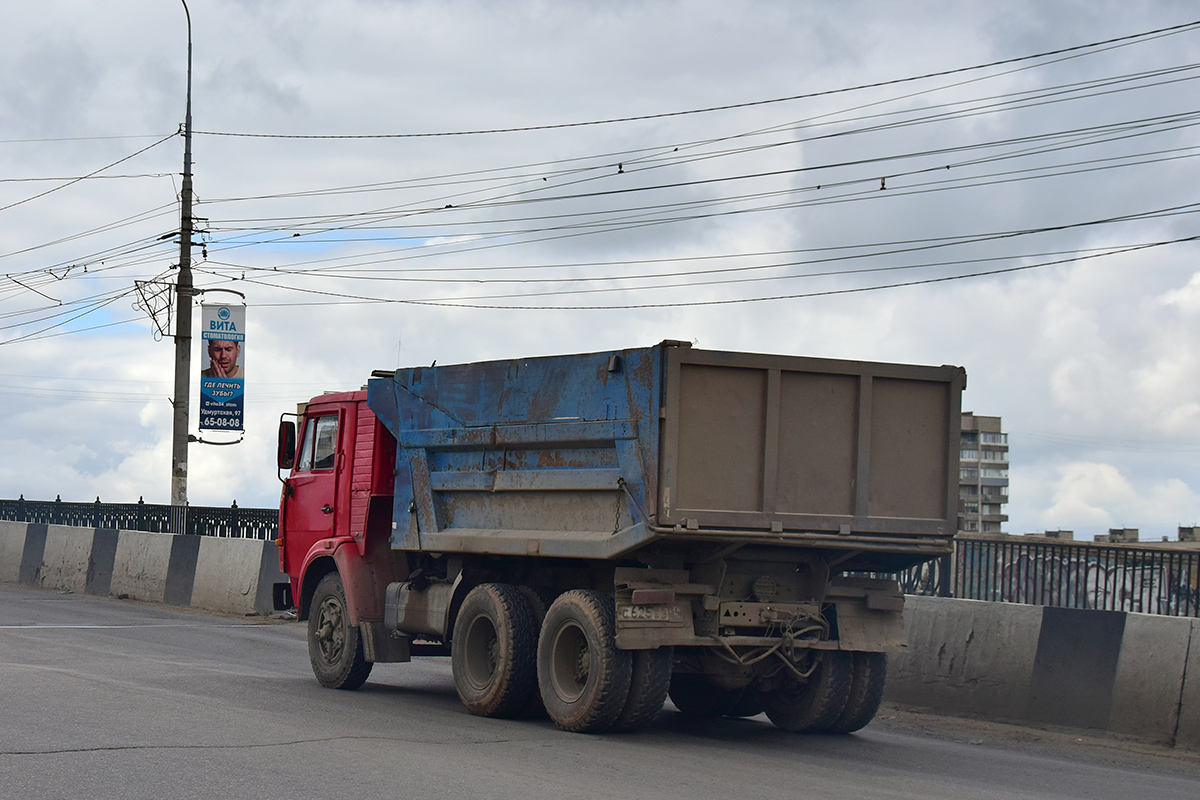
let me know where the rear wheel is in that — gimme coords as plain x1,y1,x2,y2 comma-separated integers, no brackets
538,590,632,733
515,586,556,718
308,572,372,690
611,647,672,732
451,583,538,718
827,651,887,734
763,650,853,733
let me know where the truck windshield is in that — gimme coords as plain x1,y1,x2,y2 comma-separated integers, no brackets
297,415,338,472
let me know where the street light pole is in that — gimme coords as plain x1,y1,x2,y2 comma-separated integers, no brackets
170,0,195,507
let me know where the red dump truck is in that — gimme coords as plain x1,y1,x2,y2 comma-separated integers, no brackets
276,342,964,733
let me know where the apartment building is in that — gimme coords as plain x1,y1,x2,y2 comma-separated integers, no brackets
959,412,1009,534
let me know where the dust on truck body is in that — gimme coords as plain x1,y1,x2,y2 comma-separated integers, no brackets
277,341,964,734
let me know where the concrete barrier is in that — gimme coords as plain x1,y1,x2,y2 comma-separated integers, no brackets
887,596,1200,749
39,525,100,595
888,596,1043,719
1178,624,1200,750
191,535,287,616
1107,613,1193,742
109,529,180,604
0,519,286,617
0,520,27,583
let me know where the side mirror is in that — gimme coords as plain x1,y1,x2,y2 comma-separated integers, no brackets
277,419,296,470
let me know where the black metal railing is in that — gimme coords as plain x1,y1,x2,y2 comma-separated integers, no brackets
0,496,278,541
887,536,1200,617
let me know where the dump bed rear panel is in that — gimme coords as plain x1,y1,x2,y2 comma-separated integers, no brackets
367,343,963,563
659,347,961,537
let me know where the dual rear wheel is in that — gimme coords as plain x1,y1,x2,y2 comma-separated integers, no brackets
451,585,672,733
671,650,887,734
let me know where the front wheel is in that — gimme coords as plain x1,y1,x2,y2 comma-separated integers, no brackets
308,572,372,690
538,590,632,733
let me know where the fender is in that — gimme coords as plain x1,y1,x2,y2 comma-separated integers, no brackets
298,535,408,625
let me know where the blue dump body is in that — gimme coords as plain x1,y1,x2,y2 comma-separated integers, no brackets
368,341,965,573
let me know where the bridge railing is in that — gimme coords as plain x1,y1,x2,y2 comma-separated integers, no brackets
0,496,278,541
884,535,1200,617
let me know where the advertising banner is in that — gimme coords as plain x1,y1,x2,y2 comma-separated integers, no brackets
199,303,245,431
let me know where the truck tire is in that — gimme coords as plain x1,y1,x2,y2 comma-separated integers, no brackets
515,585,556,718
827,651,887,734
451,583,538,718
763,650,852,733
611,647,672,732
308,572,372,690
668,673,741,717
538,590,632,733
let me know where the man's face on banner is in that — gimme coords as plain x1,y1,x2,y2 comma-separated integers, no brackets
207,340,240,376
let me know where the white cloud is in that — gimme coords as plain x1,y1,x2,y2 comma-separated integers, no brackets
1040,462,1199,538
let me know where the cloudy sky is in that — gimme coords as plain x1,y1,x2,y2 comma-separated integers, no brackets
2,0,1198,540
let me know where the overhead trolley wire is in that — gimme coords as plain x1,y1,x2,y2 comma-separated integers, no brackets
0,132,177,214
200,202,1200,288
197,234,1200,310
190,20,1200,140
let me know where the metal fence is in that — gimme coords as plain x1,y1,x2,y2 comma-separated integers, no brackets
0,496,278,541
888,536,1200,617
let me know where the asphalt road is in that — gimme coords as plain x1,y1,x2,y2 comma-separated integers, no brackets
3,583,1199,800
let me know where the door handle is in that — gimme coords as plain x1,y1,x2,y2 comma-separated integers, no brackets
321,505,333,514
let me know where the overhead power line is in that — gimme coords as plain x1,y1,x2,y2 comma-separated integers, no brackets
192,20,1200,140
0,133,177,214
196,234,1200,310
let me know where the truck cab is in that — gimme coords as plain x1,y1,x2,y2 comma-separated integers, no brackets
278,392,406,658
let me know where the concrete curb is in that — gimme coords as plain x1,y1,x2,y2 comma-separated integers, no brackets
887,595,1200,749
0,519,287,617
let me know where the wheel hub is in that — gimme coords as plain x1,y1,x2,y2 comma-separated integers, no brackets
315,597,345,663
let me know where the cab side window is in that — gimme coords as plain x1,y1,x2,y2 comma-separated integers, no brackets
296,415,338,472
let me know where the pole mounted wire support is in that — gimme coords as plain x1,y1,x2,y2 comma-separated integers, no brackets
134,279,175,341
189,433,245,446
194,287,246,302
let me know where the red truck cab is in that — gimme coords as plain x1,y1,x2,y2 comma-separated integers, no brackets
277,391,405,628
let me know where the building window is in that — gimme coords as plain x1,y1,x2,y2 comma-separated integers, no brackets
982,521,1003,532
983,504,1002,515
982,450,1008,462
960,467,978,480
960,449,979,460
961,485,979,497
981,432,1008,444
961,432,979,444
962,520,980,532
981,467,1008,478
962,501,979,513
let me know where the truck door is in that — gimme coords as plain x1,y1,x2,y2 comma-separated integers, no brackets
283,410,343,570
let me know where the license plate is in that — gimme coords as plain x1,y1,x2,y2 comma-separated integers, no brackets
619,603,681,622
